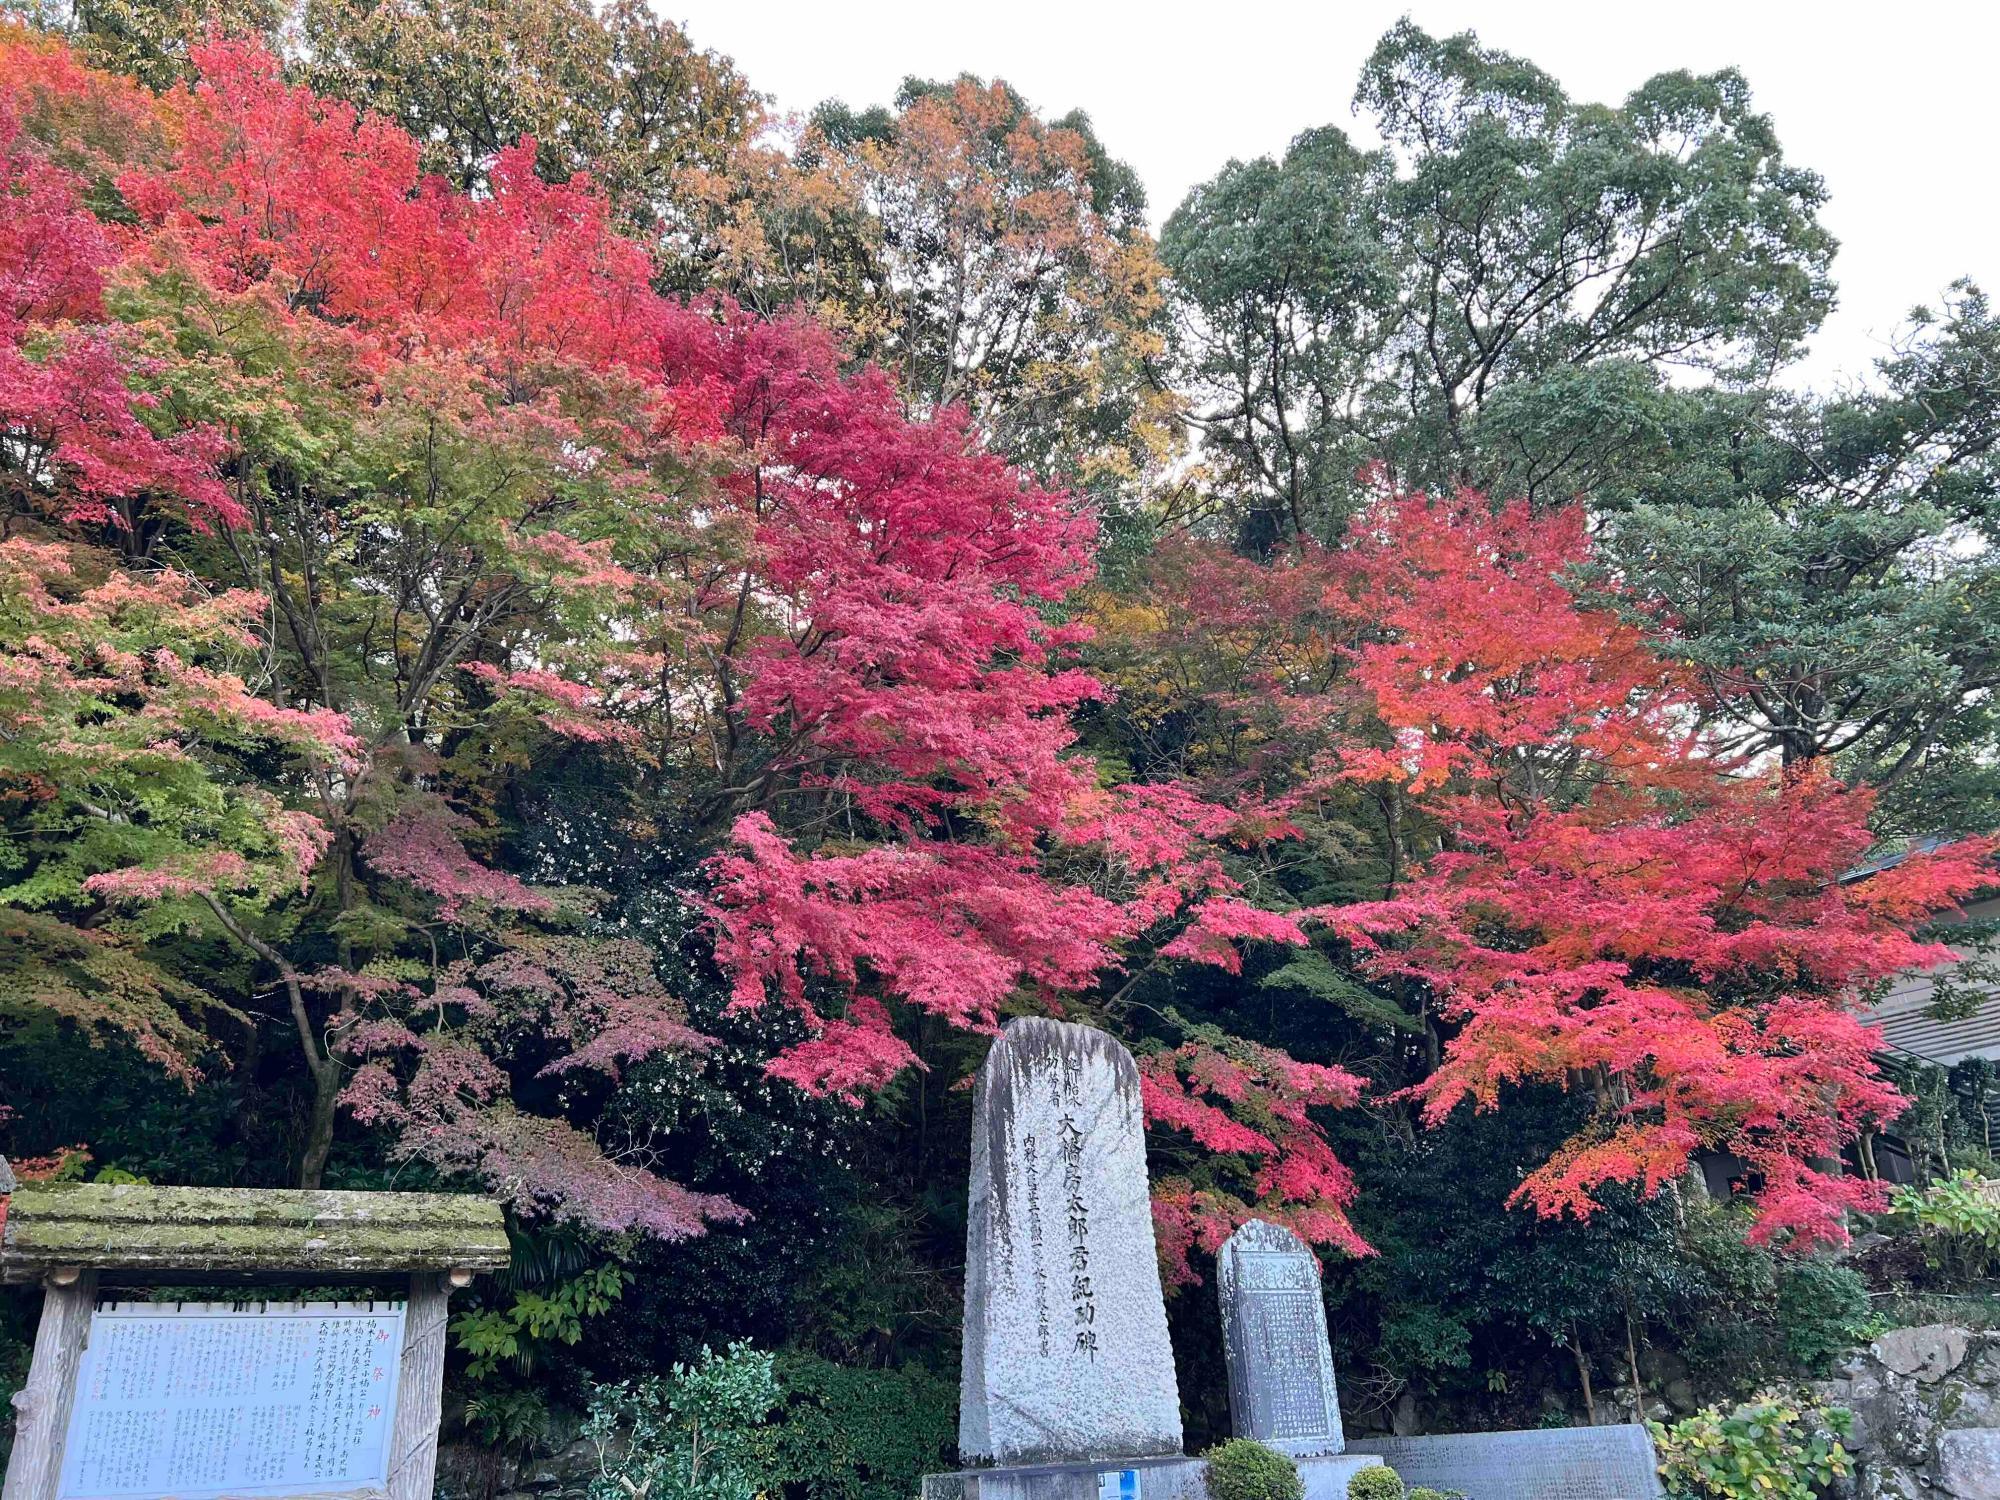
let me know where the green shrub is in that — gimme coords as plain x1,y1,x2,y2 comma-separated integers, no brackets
582,1342,781,1500
1345,1465,1405,1500
1406,1490,1463,1500
583,1347,954,1500
1650,1397,1854,1500
1205,1440,1303,1500
1891,1171,2000,1281
453,1262,630,1379
747,1353,957,1500
460,1387,555,1466
1776,1260,1879,1372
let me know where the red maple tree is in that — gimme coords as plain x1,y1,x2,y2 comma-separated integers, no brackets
1125,486,1995,1255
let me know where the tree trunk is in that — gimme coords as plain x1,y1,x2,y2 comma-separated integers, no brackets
298,1060,341,1189
197,891,341,1190
1624,1303,1645,1422
1570,1324,1597,1426
1381,785,1407,900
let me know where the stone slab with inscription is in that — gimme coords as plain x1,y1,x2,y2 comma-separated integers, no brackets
958,1018,1182,1466
1217,1219,1343,1457
1346,1426,1665,1500
57,1301,406,1500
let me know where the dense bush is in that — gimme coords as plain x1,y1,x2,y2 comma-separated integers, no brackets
1775,1261,1879,1373
1345,1466,1405,1500
1204,1440,1303,1500
579,1344,954,1500
1890,1172,2000,1282
748,1353,957,1500
1651,1398,1854,1500
583,1344,780,1500
1323,1106,1816,1429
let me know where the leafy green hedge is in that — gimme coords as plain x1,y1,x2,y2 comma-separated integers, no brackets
1346,1467,1404,1500
584,1344,955,1500
749,1353,957,1500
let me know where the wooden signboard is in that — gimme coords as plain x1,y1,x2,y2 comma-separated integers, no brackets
58,1302,407,1500
1,1186,509,1500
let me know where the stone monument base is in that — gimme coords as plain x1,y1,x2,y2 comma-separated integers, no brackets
922,1452,1384,1500
1293,1455,1386,1499
1346,1424,1664,1500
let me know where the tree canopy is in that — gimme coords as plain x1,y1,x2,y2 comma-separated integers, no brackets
1160,20,1835,543
3,3,1997,1460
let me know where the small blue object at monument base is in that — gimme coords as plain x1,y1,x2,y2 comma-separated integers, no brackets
1098,1470,1141,1500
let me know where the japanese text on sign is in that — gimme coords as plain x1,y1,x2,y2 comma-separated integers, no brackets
57,1302,405,1500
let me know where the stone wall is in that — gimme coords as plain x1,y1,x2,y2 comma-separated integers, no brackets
1347,1425,1663,1499
433,1439,595,1500
1815,1325,2000,1499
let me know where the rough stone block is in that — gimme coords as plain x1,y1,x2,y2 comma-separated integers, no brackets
1873,1325,1972,1383
1945,1383,2000,1430
1940,1429,2000,1499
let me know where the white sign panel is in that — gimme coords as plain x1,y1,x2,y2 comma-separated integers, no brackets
57,1302,406,1500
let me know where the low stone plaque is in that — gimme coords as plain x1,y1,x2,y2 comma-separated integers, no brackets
1345,1426,1664,1500
1217,1220,1343,1457
56,1302,406,1500
958,1018,1182,1465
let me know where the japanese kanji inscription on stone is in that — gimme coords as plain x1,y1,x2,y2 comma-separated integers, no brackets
1217,1220,1343,1457
958,1018,1182,1466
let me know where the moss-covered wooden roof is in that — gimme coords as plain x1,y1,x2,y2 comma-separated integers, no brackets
0,1183,510,1282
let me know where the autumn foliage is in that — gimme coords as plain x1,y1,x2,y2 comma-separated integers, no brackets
1,22,1989,1286
1108,489,1994,1253
0,26,1241,1244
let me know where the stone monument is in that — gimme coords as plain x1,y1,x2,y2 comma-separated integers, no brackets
1217,1219,1344,1457
931,1021,1383,1500
959,1017,1183,1467
0,1182,508,1500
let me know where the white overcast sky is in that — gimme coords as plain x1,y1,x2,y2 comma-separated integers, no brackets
660,0,1999,391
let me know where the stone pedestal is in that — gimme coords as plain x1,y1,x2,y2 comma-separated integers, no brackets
922,1454,1383,1500
924,1456,1190,1500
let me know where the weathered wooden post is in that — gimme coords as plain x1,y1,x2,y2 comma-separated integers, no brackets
1,1183,509,1500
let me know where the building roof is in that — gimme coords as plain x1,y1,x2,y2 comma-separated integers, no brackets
1860,893,2000,1069
1843,833,1974,882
